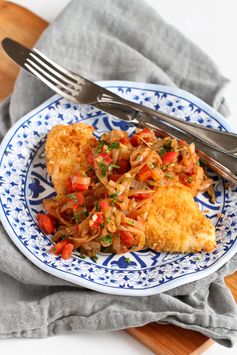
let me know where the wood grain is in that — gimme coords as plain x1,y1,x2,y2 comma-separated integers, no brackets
0,1,47,100
0,1,236,354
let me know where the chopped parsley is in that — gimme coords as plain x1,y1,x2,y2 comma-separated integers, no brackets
69,193,78,203
91,255,98,262
127,219,135,225
101,246,110,253
78,254,86,259
101,234,112,245
187,176,193,183
95,201,100,211
124,257,131,264
107,141,119,151
165,173,173,179
148,162,156,169
109,193,118,206
83,209,89,217
96,140,107,153
106,217,111,224
99,162,107,177
74,213,82,224
108,164,120,172
159,147,165,156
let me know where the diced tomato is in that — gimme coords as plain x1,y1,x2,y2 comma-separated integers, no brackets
162,151,177,164
71,175,91,192
65,177,74,193
61,243,74,260
116,159,130,174
88,150,94,167
110,174,122,182
130,128,155,146
67,192,85,210
120,136,130,145
98,152,112,165
50,239,69,255
37,213,55,234
137,164,152,182
119,231,136,247
131,193,152,201
89,212,104,229
130,133,140,146
99,200,109,211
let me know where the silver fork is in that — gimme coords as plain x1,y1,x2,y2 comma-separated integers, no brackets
2,38,237,183
2,38,237,155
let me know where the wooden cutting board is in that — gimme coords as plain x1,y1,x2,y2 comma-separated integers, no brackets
0,2,236,354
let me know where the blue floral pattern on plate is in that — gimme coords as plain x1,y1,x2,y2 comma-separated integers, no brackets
0,81,237,296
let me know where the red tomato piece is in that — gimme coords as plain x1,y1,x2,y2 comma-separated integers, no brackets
120,136,130,145
137,165,152,182
132,193,152,201
162,151,177,164
50,239,68,255
90,212,104,229
110,174,122,182
71,175,91,192
61,243,74,259
67,192,85,211
119,231,136,247
99,200,109,211
98,152,112,165
116,159,130,174
37,213,55,234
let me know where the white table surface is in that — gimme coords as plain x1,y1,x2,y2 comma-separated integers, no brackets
3,1,237,354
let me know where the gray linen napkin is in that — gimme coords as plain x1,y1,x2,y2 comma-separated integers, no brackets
0,0,237,347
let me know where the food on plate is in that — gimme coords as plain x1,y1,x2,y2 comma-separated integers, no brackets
37,123,216,259
145,186,215,253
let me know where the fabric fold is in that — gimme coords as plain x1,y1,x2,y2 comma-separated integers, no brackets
0,0,236,348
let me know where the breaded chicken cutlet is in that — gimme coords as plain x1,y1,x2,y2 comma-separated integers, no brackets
45,123,97,195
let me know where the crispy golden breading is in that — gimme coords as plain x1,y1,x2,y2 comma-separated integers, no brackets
145,185,216,253
45,123,97,195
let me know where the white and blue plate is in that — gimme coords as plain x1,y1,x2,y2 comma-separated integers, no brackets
0,81,237,296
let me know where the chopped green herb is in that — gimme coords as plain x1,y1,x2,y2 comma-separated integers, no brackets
95,201,100,211
124,257,131,264
127,219,135,225
96,140,107,153
83,209,89,217
106,217,111,224
164,139,172,151
159,147,165,156
99,162,107,177
101,234,112,245
108,164,120,172
187,176,193,183
69,193,78,203
101,246,110,253
195,256,201,261
148,162,156,169
107,141,119,151
98,139,107,147
74,213,82,224
78,254,86,259
100,223,105,228
91,255,98,262
165,173,173,179
109,193,118,206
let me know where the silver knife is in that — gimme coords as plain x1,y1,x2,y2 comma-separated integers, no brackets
2,37,237,183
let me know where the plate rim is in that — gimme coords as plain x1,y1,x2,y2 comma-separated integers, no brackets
0,81,236,296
